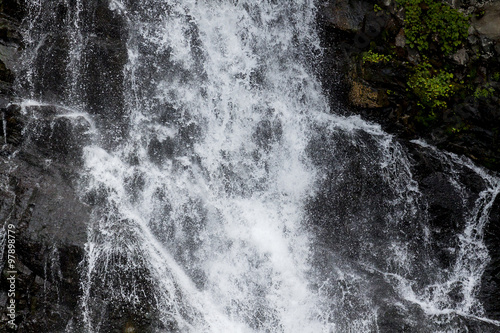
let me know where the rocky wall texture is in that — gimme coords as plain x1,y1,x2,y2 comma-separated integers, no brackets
0,2,87,332
318,0,500,322
0,0,126,331
319,0,500,171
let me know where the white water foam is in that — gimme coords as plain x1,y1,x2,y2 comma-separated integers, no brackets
80,1,335,332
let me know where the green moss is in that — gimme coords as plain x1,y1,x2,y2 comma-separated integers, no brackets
374,4,382,12
407,61,455,109
397,0,469,55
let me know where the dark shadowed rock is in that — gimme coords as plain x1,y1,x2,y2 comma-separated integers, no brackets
480,195,500,320
22,105,93,165
81,1,128,147
319,0,372,32
0,147,90,332
0,2,92,330
472,2,500,41
0,102,91,333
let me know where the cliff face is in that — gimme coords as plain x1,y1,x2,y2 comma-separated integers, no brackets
0,0,127,331
319,0,500,171
318,0,500,322
0,1,90,331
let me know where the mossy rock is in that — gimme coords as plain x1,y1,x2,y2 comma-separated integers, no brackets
349,80,390,108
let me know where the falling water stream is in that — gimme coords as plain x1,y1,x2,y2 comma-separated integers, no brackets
14,0,500,332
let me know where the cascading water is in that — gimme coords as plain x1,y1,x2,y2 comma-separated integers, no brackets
14,0,500,332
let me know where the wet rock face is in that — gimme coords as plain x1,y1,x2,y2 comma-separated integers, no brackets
0,0,158,331
0,0,25,21
481,195,500,320
0,161,88,332
0,104,92,332
82,1,128,145
0,134,90,332
16,0,128,148
0,0,23,97
0,1,93,331
306,125,500,329
319,0,500,321
307,129,394,262
32,34,70,102
319,0,372,32
318,0,500,172
24,105,93,165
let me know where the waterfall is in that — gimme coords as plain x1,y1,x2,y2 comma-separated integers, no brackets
15,0,500,332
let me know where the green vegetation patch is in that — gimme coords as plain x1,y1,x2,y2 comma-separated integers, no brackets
407,61,455,109
362,50,393,64
397,0,469,55
474,85,495,99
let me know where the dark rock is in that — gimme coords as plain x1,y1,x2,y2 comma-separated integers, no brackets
1,104,24,146
79,1,128,147
19,105,93,165
472,1,500,41
0,0,26,22
480,195,500,320
407,48,421,65
349,80,389,108
320,0,372,32
306,127,500,330
0,103,90,333
469,34,479,45
0,148,89,332
451,48,470,65
32,35,70,102
0,3,92,329
83,35,128,145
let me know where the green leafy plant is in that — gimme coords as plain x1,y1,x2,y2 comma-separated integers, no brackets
397,0,469,55
374,4,382,12
407,61,455,109
473,85,495,99
362,50,393,64
475,9,485,18
447,123,470,134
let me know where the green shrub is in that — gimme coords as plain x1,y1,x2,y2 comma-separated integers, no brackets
397,0,469,55
473,86,495,99
362,50,393,64
407,62,455,109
